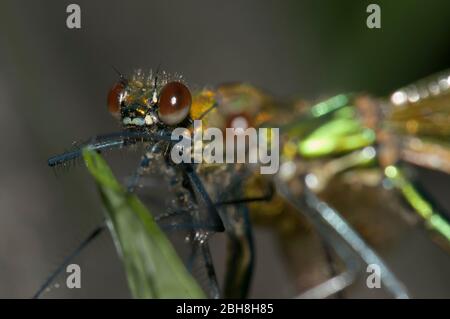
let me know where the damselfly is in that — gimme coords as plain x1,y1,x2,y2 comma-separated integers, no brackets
38,69,263,299
38,68,450,299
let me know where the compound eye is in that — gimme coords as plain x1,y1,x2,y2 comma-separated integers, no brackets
158,81,192,125
107,82,125,117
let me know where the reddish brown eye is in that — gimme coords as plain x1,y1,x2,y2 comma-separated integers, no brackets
107,82,125,117
158,81,192,125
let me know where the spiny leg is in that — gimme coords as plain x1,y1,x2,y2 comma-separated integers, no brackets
320,240,345,299
215,183,274,207
183,164,222,296
155,185,273,225
182,163,225,232
222,204,254,298
213,177,358,298
288,148,404,297
275,176,409,299
157,186,267,298
184,237,220,299
33,223,106,299
181,177,270,297
165,163,223,298
212,169,264,298
127,142,164,193
48,130,172,168
199,242,221,299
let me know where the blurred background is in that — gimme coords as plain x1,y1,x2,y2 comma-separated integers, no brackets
0,0,449,298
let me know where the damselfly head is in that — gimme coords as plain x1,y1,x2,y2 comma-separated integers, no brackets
107,69,192,129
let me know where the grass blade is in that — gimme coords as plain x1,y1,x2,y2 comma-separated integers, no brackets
82,148,205,298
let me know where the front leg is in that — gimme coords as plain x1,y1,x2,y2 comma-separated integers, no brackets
126,142,165,193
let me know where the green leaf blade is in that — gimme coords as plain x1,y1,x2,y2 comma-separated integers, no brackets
83,149,206,299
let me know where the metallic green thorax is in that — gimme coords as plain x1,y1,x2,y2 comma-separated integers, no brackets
283,94,376,158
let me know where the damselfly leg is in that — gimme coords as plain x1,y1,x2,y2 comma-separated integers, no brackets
275,176,409,299
32,223,107,299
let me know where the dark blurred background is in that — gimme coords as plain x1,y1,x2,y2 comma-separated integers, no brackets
0,0,449,298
